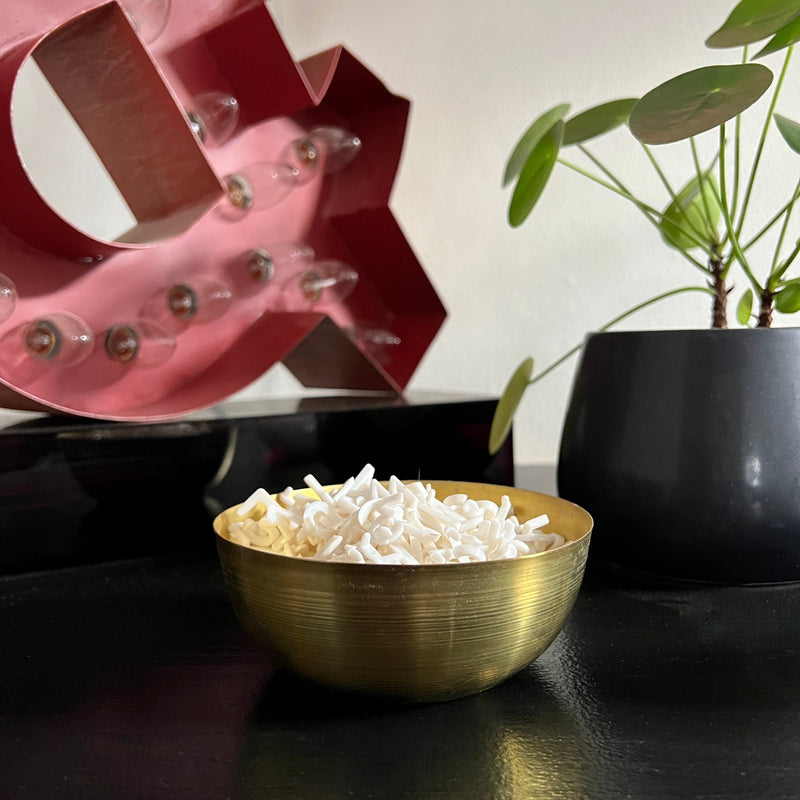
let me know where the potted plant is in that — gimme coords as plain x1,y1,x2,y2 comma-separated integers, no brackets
489,0,800,583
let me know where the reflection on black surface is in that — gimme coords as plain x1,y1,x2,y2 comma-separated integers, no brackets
0,415,236,571
235,657,589,800
0,394,512,573
0,556,269,800
544,573,800,799
58,420,236,500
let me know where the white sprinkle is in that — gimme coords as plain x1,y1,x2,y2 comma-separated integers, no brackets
314,535,344,560
352,463,376,490
236,487,272,516
224,464,568,564
521,513,550,532
303,473,334,504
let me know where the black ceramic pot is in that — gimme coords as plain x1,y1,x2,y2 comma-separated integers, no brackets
557,328,800,584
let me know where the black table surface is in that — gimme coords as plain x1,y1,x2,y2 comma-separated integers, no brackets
2,542,799,800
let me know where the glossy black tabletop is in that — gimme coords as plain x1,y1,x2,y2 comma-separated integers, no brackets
3,546,799,800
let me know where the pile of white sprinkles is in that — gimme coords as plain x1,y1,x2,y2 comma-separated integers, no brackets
225,463,566,565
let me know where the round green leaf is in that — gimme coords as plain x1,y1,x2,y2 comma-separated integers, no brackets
775,282,800,313
489,357,534,455
774,113,800,154
503,104,570,187
754,12,800,56
629,64,773,145
659,174,720,251
736,288,754,324
706,0,800,48
508,120,564,227
562,98,639,146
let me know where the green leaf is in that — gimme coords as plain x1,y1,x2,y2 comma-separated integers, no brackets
736,288,754,324
562,98,639,145
489,357,534,455
503,104,570,187
659,174,720,251
706,0,800,48
775,282,800,312
775,113,800,154
508,120,564,227
629,64,773,145
754,12,800,55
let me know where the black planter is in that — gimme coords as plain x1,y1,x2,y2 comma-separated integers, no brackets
557,328,800,584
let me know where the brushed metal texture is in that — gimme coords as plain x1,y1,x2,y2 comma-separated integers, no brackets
215,480,592,702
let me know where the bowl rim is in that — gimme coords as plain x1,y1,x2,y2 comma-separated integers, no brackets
213,479,593,571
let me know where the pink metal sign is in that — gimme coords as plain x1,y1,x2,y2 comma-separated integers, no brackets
0,0,445,419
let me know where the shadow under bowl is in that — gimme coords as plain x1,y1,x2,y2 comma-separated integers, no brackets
214,480,593,703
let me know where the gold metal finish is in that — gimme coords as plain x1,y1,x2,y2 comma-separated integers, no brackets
214,481,593,703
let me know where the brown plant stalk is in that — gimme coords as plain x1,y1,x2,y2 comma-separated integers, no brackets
758,288,774,327
709,249,730,329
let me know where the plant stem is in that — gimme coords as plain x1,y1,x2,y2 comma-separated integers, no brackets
709,244,729,328
643,143,720,247
732,46,793,244
580,145,715,251
690,138,719,243
768,173,800,282
742,180,800,256
718,124,759,290
686,140,728,326
758,287,775,327
557,157,711,272
729,47,747,222
565,151,660,216
770,234,800,287
641,142,678,199
524,285,714,387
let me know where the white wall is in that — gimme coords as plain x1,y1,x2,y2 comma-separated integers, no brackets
6,0,799,467
260,0,800,466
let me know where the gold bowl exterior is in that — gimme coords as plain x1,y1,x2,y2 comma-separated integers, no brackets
214,480,593,703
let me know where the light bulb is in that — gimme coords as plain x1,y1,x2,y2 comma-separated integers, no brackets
277,260,358,311
245,243,315,284
0,312,93,380
354,327,402,350
140,278,233,333
187,92,240,147
310,126,362,172
23,315,94,365
104,319,175,368
217,128,359,220
298,261,359,303
283,126,362,184
121,0,171,43
0,272,17,324
342,322,401,364
219,162,299,219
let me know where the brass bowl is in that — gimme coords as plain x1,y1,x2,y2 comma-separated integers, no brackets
214,480,593,703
